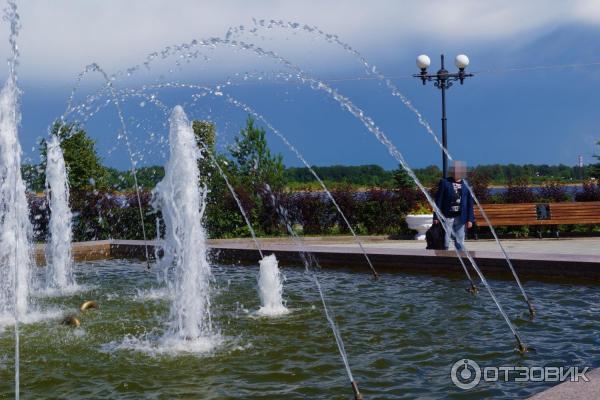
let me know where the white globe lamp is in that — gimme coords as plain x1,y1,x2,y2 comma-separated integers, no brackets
455,54,469,70
416,54,431,70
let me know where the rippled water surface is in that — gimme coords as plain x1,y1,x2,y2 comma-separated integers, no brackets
0,259,598,399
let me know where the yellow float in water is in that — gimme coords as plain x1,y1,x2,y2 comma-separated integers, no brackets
61,315,80,327
79,300,98,312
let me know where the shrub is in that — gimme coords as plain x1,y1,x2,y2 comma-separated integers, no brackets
108,191,158,240
256,188,290,236
330,183,359,233
504,178,536,203
204,184,253,239
575,180,600,202
293,192,335,235
467,170,491,203
70,190,119,241
539,181,570,202
357,188,413,235
28,194,49,242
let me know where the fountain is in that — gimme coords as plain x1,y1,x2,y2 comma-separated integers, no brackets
0,68,32,327
2,2,593,398
256,254,288,316
152,105,217,348
44,134,75,291
0,4,28,398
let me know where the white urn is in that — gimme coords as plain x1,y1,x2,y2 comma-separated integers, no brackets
405,214,433,240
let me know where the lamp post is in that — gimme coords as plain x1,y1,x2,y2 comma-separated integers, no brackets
413,54,473,178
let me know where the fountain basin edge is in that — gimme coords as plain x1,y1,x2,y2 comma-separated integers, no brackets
32,239,600,284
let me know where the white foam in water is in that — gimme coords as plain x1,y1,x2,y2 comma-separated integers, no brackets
0,76,33,321
103,333,224,357
0,308,64,335
151,105,219,349
257,254,288,316
134,287,171,301
45,134,76,291
33,284,88,298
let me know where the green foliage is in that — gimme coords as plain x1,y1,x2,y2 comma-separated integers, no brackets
222,116,287,237
470,163,590,184
284,163,593,189
393,166,416,189
22,164,44,192
69,190,114,240
409,202,432,215
285,164,394,188
193,120,217,185
105,166,165,191
414,165,442,186
591,164,600,179
190,120,252,238
294,193,335,235
39,122,107,191
592,141,600,179
23,116,600,242
467,169,491,203
229,116,284,192
67,191,158,242
203,190,251,239
80,161,597,193
356,189,413,235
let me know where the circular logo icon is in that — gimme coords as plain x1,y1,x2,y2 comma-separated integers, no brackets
451,359,481,390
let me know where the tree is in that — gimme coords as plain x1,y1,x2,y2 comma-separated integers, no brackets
39,122,107,191
467,169,491,203
193,120,217,185
592,140,600,179
393,166,415,189
190,120,261,238
283,164,394,188
227,116,286,235
22,164,44,192
229,116,284,192
414,165,442,186
105,166,165,191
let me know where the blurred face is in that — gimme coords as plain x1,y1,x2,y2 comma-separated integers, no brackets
453,161,467,180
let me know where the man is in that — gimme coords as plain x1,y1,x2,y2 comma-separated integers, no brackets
432,161,475,250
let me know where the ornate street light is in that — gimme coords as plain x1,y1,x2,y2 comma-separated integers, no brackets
413,54,473,177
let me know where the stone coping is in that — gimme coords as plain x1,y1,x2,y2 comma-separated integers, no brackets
32,238,600,283
528,367,600,399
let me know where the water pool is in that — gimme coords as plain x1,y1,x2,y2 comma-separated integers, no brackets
0,259,598,399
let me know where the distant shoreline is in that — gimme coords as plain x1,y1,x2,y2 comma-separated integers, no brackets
26,181,594,196
488,183,585,189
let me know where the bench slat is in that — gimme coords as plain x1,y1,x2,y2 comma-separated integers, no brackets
473,201,600,227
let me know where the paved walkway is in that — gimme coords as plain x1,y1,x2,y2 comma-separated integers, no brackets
35,236,600,280
528,367,600,399
209,236,600,257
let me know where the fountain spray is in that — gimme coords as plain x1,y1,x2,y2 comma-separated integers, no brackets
45,134,75,290
170,36,525,349
262,184,364,398
67,24,528,304
127,67,521,351
152,105,214,342
64,28,525,350
256,253,288,316
237,19,534,317
0,1,32,398
114,88,267,260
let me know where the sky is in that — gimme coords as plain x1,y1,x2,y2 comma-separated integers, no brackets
4,0,600,170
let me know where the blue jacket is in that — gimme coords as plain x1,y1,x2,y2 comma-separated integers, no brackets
433,178,475,225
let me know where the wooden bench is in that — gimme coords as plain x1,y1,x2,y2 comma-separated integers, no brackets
473,201,600,238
